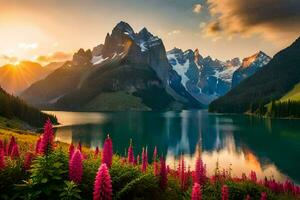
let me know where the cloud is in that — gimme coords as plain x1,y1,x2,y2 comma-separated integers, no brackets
193,4,202,14
18,42,38,50
204,0,300,43
0,55,18,65
168,30,181,36
35,51,72,63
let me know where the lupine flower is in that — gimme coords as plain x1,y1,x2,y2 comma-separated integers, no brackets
11,144,20,159
153,160,158,176
245,195,251,200
178,155,187,190
94,146,99,158
283,180,294,193
221,185,229,200
141,147,147,172
77,142,82,152
0,148,5,170
249,171,257,182
93,164,112,200
35,137,42,154
24,152,34,170
159,156,167,190
7,136,16,155
194,156,206,185
145,147,148,168
191,183,202,200
153,146,157,162
69,149,83,184
69,143,75,158
0,140,3,149
260,192,267,200
102,135,113,168
127,139,134,164
39,119,54,155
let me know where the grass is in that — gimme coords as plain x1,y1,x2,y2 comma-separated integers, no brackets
280,82,300,102
83,91,151,111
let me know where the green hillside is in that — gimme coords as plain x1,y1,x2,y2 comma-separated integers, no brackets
280,82,300,102
0,87,57,127
83,91,150,111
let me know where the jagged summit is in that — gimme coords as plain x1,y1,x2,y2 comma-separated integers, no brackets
241,51,270,68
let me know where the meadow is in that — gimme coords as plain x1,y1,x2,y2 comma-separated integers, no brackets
0,120,299,200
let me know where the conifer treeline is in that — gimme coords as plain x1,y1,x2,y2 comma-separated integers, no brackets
267,100,300,118
0,87,57,127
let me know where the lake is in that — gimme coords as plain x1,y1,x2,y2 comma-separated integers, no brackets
44,110,300,183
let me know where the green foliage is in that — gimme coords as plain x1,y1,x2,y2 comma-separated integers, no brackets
21,148,68,199
0,158,27,200
115,173,161,200
59,181,81,200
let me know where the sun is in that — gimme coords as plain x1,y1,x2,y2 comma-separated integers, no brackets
13,61,20,66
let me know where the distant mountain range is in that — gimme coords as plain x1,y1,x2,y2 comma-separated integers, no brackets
0,61,64,95
19,21,275,111
21,22,203,111
167,48,270,105
209,36,300,113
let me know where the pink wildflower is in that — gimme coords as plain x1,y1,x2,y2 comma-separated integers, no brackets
69,149,83,184
153,146,157,162
245,195,251,200
39,119,54,155
24,152,34,170
0,147,5,170
93,164,112,200
159,156,167,190
194,156,206,185
69,143,75,158
221,185,229,200
260,192,267,200
11,144,20,159
0,140,3,149
102,135,113,168
127,139,134,164
141,147,147,172
7,136,16,155
178,155,188,190
191,183,202,200
249,171,257,182
154,160,158,176
35,137,42,154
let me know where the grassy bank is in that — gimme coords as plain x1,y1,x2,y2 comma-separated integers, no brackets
0,123,299,200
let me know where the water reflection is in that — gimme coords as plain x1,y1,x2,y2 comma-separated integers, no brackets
44,110,300,183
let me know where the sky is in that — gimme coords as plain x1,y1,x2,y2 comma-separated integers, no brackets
0,0,299,65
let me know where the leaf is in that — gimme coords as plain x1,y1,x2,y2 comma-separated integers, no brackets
41,178,48,183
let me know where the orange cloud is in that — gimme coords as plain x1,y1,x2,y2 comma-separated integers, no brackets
35,51,72,63
204,0,300,43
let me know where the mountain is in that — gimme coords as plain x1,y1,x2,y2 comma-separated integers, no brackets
21,21,202,111
209,36,300,113
167,48,241,105
232,51,271,87
0,87,57,127
0,61,64,95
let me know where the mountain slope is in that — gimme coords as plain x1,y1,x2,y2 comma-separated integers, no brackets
21,22,201,111
0,87,57,127
279,82,300,102
209,36,300,113
167,48,241,105
232,51,271,88
0,61,52,95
